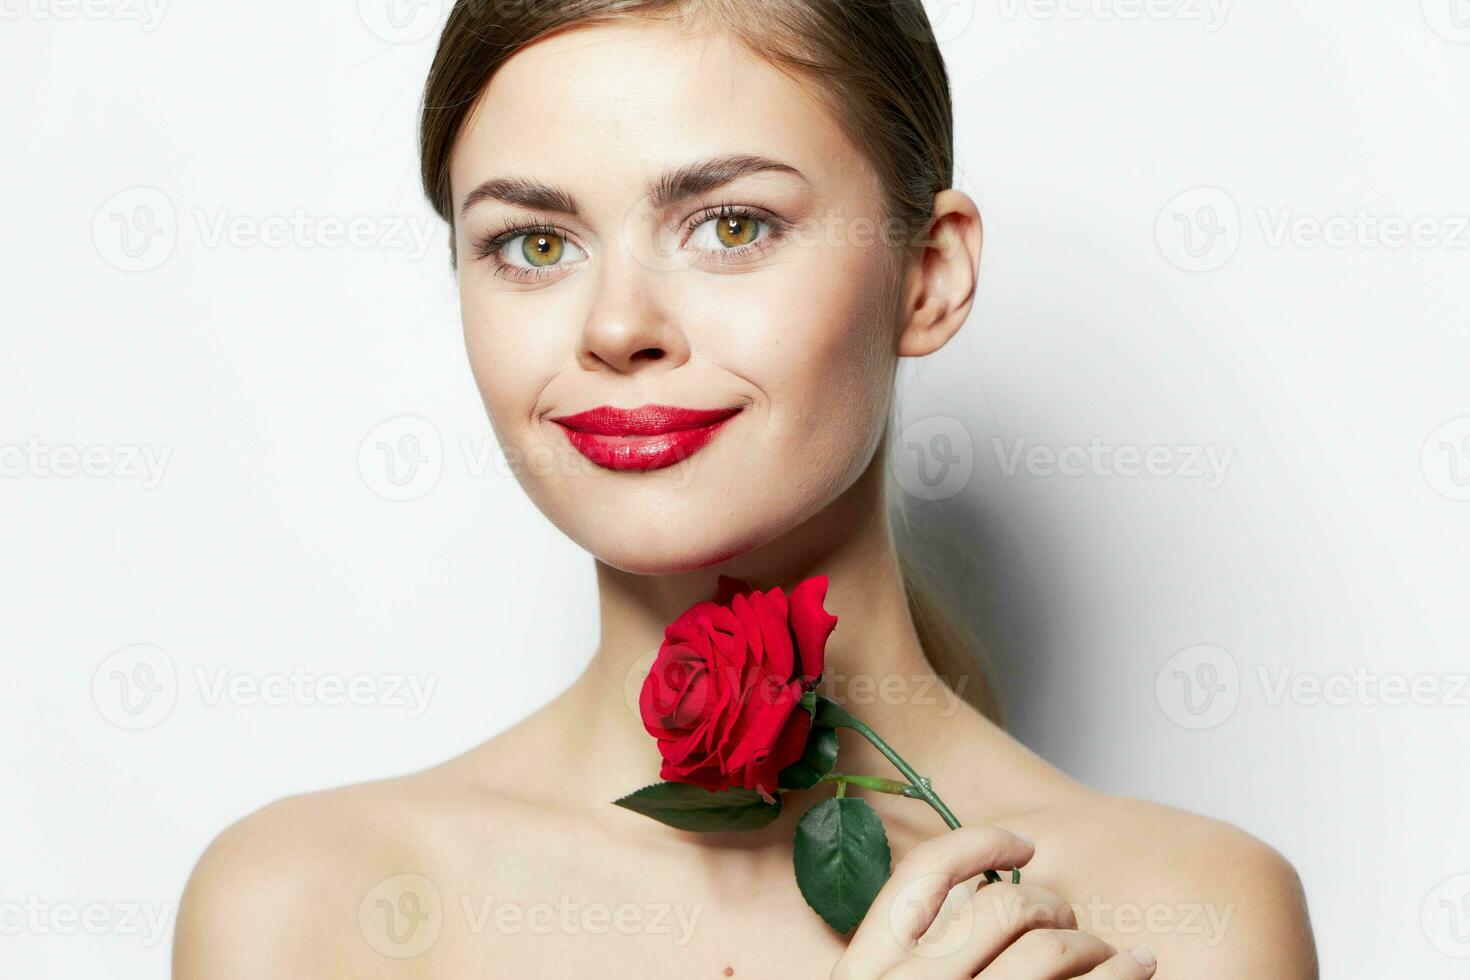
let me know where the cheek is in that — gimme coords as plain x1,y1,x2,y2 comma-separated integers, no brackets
459,285,561,434
733,248,897,463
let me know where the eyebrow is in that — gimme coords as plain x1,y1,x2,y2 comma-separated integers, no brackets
458,154,809,219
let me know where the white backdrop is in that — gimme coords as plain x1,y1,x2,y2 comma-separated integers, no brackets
3,1,1468,976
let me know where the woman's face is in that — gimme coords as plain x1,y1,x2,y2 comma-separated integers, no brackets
448,19,903,574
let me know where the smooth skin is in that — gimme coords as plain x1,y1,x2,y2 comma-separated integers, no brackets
174,18,1317,979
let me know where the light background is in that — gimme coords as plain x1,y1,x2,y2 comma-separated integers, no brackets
2,1,1468,975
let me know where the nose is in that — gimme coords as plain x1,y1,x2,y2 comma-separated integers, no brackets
577,251,690,375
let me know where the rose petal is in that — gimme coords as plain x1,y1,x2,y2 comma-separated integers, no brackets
749,704,812,792
788,574,838,685
724,680,800,776
729,593,765,666
751,587,795,680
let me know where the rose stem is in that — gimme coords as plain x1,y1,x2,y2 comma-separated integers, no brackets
816,698,1005,884
819,773,919,797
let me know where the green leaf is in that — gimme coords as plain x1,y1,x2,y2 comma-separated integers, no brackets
813,692,856,730
612,782,781,833
779,724,839,790
793,797,892,934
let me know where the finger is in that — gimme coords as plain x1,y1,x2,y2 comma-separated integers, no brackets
882,883,1080,979
975,928,1116,979
940,882,1078,973
1078,946,1157,979
869,882,1083,980
845,827,1035,972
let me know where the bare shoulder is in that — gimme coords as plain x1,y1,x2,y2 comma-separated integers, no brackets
1023,787,1318,978
175,773,440,977
172,748,539,978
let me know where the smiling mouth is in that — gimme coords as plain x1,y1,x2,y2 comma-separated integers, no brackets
548,404,744,472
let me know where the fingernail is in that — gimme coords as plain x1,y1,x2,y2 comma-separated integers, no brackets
1129,945,1157,967
1014,832,1034,846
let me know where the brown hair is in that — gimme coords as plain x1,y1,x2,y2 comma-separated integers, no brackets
418,0,1001,723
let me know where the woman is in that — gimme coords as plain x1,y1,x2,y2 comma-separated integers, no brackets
174,1,1318,975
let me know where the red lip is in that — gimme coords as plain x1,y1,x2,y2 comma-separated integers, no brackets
549,404,743,471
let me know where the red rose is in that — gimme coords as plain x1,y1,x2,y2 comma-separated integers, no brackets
638,574,838,796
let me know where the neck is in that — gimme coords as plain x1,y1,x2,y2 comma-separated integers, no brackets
560,453,996,808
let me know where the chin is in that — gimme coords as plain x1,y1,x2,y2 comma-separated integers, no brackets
577,525,762,576
550,495,781,576
524,440,862,576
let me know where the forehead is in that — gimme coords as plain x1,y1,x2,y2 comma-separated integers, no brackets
448,18,872,213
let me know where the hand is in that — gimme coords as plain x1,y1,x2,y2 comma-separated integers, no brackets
831,826,1158,979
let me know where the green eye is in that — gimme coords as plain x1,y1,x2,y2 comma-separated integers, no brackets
522,233,565,267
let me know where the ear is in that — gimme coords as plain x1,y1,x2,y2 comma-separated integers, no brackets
896,189,984,358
